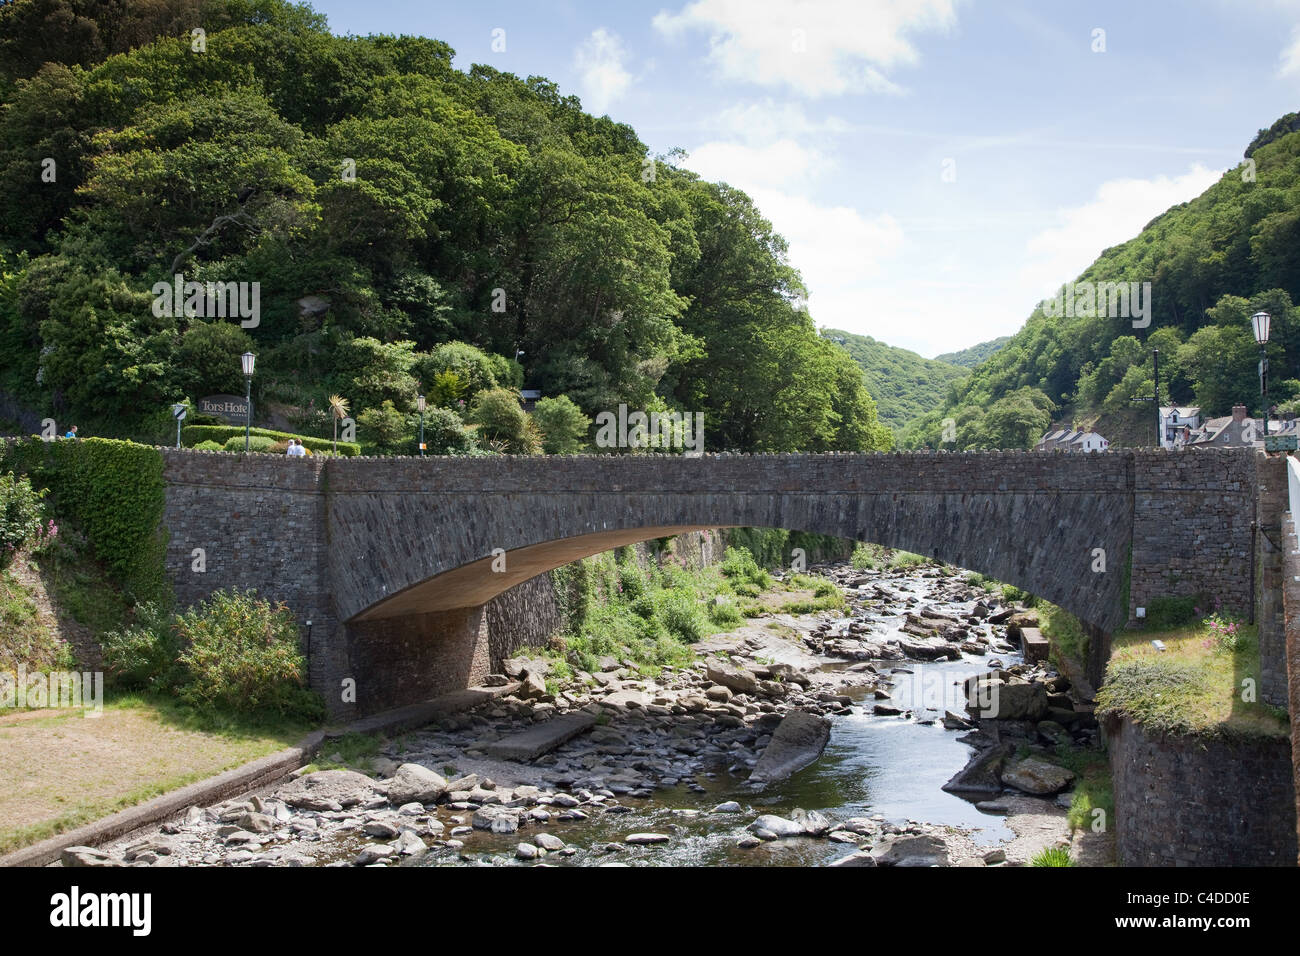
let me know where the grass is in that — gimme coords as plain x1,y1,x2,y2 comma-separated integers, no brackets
314,731,385,773
1042,602,1089,671
1030,846,1075,867
0,690,313,854
549,546,845,683
1096,620,1289,739
850,542,931,571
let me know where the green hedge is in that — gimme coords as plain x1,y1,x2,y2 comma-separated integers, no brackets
181,425,360,457
0,437,168,605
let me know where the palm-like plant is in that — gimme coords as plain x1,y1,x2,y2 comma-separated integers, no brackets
329,394,350,455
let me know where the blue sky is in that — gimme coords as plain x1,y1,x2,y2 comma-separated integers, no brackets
309,0,1300,357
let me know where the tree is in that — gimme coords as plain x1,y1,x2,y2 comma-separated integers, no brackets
532,395,590,454
467,387,538,454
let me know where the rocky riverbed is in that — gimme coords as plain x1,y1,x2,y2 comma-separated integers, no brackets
67,562,1111,868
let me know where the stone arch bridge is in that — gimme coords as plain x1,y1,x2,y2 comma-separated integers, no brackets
160,447,1284,718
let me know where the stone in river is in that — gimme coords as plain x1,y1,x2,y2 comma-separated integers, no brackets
711,801,743,813
354,844,395,866
941,743,1012,797
387,764,448,805
827,850,878,867
534,833,566,851
871,834,951,867
999,757,1075,796
278,769,380,811
745,711,831,788
486,714,598,761
625,833,670,845
747,814,804,839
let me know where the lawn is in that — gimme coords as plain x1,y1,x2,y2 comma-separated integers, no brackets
0,693,310,854
1096,621,1290,739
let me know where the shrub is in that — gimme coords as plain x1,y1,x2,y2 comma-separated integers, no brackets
0,438,167,604
657,589,707,644
414,341,500,398
532,395,591,454
182,425,359,456
721,546,771,591
851,543,882,570
468,387,539,454
356,400,412,455
223,435,276,453
419,406,477,455
0,471,44,565
173,589,324,720
193,440,223,451
707,598,742,627
101,602,180,690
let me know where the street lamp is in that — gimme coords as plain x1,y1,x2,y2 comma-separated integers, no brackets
416,393,426,457
1251,312,1271,437
241,351,256,451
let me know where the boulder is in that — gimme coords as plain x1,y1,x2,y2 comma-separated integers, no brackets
1000,758,1075,796
872,833,951,867
706,661,760,696
747,815,805,839
61,846,120,867
387,764,448,805
746,711,832,788
278,769,380,811
966,677,1048,721
828,850,879,867
941,742,1013,796
354,844,395,866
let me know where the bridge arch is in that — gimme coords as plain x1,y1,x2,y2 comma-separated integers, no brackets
159,447,1263,718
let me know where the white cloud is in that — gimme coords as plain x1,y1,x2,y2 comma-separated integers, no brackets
653,0,958,97
1280,26,1300,77
575,28,632,115
711,99,850,143
686,138,831,190
684,138,904,331
1019,164,1224,301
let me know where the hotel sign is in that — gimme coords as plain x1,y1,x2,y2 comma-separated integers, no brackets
197,394,250,423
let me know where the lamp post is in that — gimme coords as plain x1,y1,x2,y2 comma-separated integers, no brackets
241,351,256,451
417,393,426,457
1251,311,1271,437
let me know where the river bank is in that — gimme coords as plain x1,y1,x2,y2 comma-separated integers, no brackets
71,561,1112,867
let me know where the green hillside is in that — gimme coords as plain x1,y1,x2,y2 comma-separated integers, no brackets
902,112,1300,450
934,336,1011,369
822,329,969,432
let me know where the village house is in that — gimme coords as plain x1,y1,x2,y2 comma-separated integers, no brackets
1158,406,1201,448
1184,404,1300,448
1034,425,1110,452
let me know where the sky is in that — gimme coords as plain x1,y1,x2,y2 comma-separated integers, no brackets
309,0,1300,358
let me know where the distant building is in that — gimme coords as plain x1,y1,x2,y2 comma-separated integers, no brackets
1034,424,1110,452
1185,404,1299,448
519,388,542,412
1158,406,1200,449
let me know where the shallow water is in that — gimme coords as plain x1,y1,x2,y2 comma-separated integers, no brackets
412,571,1017,867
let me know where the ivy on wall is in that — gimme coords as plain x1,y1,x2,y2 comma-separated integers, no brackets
0,437,169,605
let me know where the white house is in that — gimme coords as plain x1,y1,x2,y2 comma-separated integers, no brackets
1159,406,1200,449
1034,425,1110,452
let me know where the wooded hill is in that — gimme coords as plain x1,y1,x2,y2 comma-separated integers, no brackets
901,113,1300,450
0,0,891,455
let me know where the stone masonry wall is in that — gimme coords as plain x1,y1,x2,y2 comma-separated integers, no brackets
1109,716,1297,866
1257,455,1288,709
1280,514,1300,860
1128,449,1258,628
159,447,1262,717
